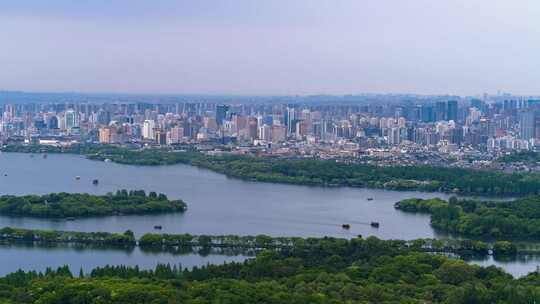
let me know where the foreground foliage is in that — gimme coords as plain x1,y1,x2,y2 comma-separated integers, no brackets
0,190,186,218
0,236,539,303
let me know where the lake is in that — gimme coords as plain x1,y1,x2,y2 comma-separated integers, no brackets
0,242,248,277
0,153,449,238
0,152,537,277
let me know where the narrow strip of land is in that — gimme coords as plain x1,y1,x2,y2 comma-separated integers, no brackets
0,226,521,256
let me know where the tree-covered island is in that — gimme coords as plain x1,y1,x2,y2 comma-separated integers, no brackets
0,190,186,218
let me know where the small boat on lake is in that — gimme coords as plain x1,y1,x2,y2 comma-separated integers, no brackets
92,179,99,185
154,225,163,230
342,224,350,229
367,197,374,201
75,176,81,180
370,222,380,228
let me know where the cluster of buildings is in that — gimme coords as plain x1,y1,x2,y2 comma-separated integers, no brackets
1,94,540,166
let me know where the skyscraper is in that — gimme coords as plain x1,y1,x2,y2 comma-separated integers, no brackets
447,100,458,122
65,110,79,129
421,105,434,122
216,105,229,126
519,110,535,140
143,120,155,139
435,102,446,121
285,107,296,135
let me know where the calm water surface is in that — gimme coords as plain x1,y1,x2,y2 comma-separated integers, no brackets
0,153,449,238
0,242,248,277
0,152,537,277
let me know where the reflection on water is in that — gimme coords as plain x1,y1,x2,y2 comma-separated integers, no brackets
0,242,249,277
465,254,540,278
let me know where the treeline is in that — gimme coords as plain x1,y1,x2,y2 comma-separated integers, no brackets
0,236,539,303
138,232,518,256
0,227,135,246
5,144,540,196
0,226,519,257
0,190,187,218
395,196,540,240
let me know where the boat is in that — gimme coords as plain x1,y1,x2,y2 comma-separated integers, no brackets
92,179,99,185
370,222,380,228
367,197,374,201
341,224,350,229
154,225,163,230
75,176,81,180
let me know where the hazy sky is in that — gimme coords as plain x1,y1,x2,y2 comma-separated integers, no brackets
1,0,539,96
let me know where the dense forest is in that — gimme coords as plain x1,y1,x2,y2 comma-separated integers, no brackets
0,190,186,218
5,144,540,196
395,196,540,240
0,236,539,303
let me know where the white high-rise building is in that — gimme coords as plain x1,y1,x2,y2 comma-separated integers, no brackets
65,110,79,129
143,120,155,139
258,124,272,141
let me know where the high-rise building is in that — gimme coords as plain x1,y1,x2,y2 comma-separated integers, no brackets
271,125,286,143
216,105,229,126
447,100,458,122
167,126,184,145
247,117,258,139
65,110,79,129
99,127,112,144
519,110,535,140
421,105,434,122
258,124,272,141
143,120,155,139
4,104,16,121
285,107,296,135
155,129,167,145
435,102,447,121
47,116,59,129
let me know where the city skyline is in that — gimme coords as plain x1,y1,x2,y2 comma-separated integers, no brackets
3,1,540,299
2,1,540,96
